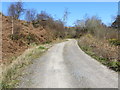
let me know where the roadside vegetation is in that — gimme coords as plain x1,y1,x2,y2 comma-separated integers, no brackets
76,16,120,72
1,44,50,89
65,15,119,72
1,1,120,89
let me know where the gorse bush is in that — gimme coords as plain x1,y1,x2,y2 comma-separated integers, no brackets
9,34,20,40
26,33,37,45
109,38,120,46
78,34,119,71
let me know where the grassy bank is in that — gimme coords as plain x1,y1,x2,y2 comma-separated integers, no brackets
78,34,120,72
1,38,67,89
1,44,51,89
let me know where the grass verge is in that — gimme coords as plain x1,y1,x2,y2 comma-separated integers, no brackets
1,44,50,89
1,38,67,89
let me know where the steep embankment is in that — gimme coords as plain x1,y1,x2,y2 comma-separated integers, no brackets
2,15,52,65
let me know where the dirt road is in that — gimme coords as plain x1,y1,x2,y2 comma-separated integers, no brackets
17,39,118,88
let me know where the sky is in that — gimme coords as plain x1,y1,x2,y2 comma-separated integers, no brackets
118,1,120,15
1,2,118,26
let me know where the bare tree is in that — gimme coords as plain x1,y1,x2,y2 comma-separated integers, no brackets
8,4,15,34
8,1,24,34
85,16,102,35
36,11,52,21
73,20,86,37
36,11,53,28
8,4,16,19
74,20,85,28
62,8,70,26
15,1,24,19
25,9,36,22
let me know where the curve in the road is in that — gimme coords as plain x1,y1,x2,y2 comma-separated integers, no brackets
17,39,118,88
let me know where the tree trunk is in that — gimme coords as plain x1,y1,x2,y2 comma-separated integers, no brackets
12,17,14,34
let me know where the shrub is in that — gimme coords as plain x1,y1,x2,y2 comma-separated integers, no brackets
66,29,76,38
33,11,65,38
32,21,40,28
109,38,120,46
38,46,46,49
26,33,37,44
9,34,20,40
78,35,119,71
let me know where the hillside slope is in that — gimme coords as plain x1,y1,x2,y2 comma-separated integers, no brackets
2,15,52,65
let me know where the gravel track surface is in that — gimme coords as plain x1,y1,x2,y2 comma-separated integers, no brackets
17,39,118,88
